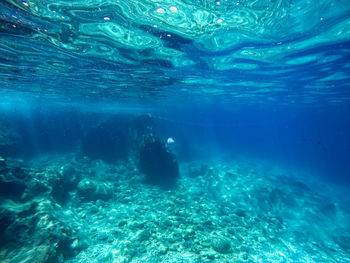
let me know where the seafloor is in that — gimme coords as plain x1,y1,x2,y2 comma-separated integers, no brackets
0,153,349,263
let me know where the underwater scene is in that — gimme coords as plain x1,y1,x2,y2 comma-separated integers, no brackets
1,0,350,262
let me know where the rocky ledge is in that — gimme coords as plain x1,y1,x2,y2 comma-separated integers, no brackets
0,154,349,263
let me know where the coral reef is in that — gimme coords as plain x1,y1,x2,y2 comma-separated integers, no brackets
0,154,349,263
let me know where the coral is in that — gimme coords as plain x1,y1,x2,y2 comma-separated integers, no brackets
0,154,349,263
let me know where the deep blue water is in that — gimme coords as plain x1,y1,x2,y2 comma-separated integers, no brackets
1,101,350,184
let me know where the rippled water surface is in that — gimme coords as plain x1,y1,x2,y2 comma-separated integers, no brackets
1,0,350,103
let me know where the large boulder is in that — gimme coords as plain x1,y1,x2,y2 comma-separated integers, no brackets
0,208,15,241
0,166,26,201
138,137,179,188
81,114,154,163
212,238,232,254
81,115,133,163
77,178,113,201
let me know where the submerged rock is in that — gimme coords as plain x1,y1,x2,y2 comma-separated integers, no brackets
0,208,15,239
77,179,113,201
0,176,26,200
51,177,68,205
61,164,80,191
77,179,97,197
95,183,114,201
81,114,154,163
137,229,151,242
81,115,133,163
139,137,179,188
212,238,232,254
8,244,56,263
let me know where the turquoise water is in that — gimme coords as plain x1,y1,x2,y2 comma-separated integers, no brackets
1,0,350,262
1,0,350,103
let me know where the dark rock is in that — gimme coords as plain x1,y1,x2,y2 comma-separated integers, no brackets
0,209,15,239
57,237,77,260
139,137,179,188
51,178,68,205
190,245,201,254
81,115,134,163
236,209,246,218
0,176,26,200
62,165,75,182
77,179,97,199
94,183,113,201
0,210,29,246
137,230,151,242
29,180,49,195
205,254,216,260
203,220,213,226
212,238,232,254
118,220,127,227
183,241,191,248
17,202,37,218
77,179,112,201
62,164,80,192
11,166,27,180
163,219,172,227
9,244,56,262
158,244,168,255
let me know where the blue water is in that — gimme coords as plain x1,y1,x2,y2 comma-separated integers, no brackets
1,0,350,262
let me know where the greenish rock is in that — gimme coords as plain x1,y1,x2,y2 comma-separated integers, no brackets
95,183,113,200
212,238,232,254
183,241,191,248
205,253,216,260
118,220,127,227
62,164,80,191
0,176,26,201
137,229,150,242
169,244,179,252
77,179,112,201
190,245,201,254
77,179,97,197
163,219,172,227
158,244,168,255
236,209,246,218
51,178,67,204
